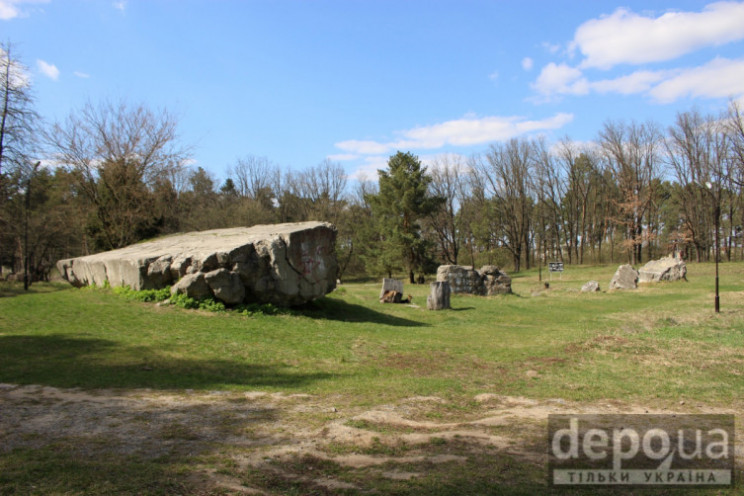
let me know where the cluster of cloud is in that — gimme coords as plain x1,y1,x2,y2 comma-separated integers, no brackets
335,113,573,158
338,2,744,180
340,152,469,182
0,0,48,20
532,1,744,102
334,113,574,180
35,59,93,82
4,0,122,82
1,0,124,19
36,59,58,80
572,2,744,69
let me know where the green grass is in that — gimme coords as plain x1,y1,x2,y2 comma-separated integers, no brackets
3,264,741,404
1,262,743,494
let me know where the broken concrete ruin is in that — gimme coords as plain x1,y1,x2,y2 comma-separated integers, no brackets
436,265,512,296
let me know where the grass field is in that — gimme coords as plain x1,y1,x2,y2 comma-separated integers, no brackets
1,262,743,495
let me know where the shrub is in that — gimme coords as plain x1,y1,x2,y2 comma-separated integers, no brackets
113,285,171,303
168,292,226,312
235,302,281,316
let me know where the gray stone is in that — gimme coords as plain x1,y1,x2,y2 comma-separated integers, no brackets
204,268,245,305
171,273,212,300
581,280,600,293
437,265,482,294
426,281,451,310
638,255,687,283
57,221,338,306
609,264,639,290
379,278,404,301
436,265,511,295
478,265,512,295
145,256,173,289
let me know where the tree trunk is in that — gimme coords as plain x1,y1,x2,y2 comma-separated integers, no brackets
426,281,451,310
512,253,520,273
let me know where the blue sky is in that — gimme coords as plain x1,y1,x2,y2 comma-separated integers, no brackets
3,0,744,183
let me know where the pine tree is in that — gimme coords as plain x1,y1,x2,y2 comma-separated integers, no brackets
366,151,444,283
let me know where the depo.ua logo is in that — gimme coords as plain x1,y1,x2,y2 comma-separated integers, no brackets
548,414,734,486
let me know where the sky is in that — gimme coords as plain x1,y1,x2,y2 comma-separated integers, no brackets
3,0,744,184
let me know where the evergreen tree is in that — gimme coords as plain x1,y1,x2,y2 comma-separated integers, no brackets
366,151,444,283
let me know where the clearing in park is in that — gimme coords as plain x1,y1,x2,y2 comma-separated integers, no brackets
0,262,742,494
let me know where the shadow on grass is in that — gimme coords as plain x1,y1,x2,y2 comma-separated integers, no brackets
0,281,70,298
0,334,334,390
0,381,280,495
293,297,430,327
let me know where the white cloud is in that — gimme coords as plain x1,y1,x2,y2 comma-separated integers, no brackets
335,139,390,155
402,113,575,148
113,1,126,11
549,139,602,158
74,71,90,79
572,2,744,70
591,70,667,95
531,57,744,104
326,153,357,161
531,63,589,99
648,57,744,103
542,42,561,55
0,0,49,20
0,1,18,19
422,153,469,173
489,71,499,82
349,153,470,184
336,113,574,156
349,156,388,181
521,57,534,71
37,59,59,80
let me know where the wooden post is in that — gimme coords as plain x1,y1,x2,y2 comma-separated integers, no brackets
426,281,451,310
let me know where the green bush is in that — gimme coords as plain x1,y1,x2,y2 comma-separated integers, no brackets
168,292,199,309
168,292,225,312
110,284,284,315
113,285,171,303
235,302,280,316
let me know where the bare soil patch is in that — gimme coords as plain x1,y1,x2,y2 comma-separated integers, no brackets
1,383,741,494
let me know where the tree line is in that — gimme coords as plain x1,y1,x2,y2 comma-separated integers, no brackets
3,42,744,286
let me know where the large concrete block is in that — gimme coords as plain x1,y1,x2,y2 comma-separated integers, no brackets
57,222,338,306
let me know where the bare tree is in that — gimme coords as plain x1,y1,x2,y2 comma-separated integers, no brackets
725,100,744,258
598,120,663,264
228,155,280,199
728,100,744,187
532,138,566,264
47,100,190,249
472,139,535,271
0,42,38,271
665,110,735,261
296,159,348,224
427,153,467,264
0,43,36,180
555,140,600,264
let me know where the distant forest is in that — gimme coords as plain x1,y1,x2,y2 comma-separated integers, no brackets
3,42,744,283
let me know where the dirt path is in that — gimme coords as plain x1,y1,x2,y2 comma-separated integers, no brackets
1,384,741,494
